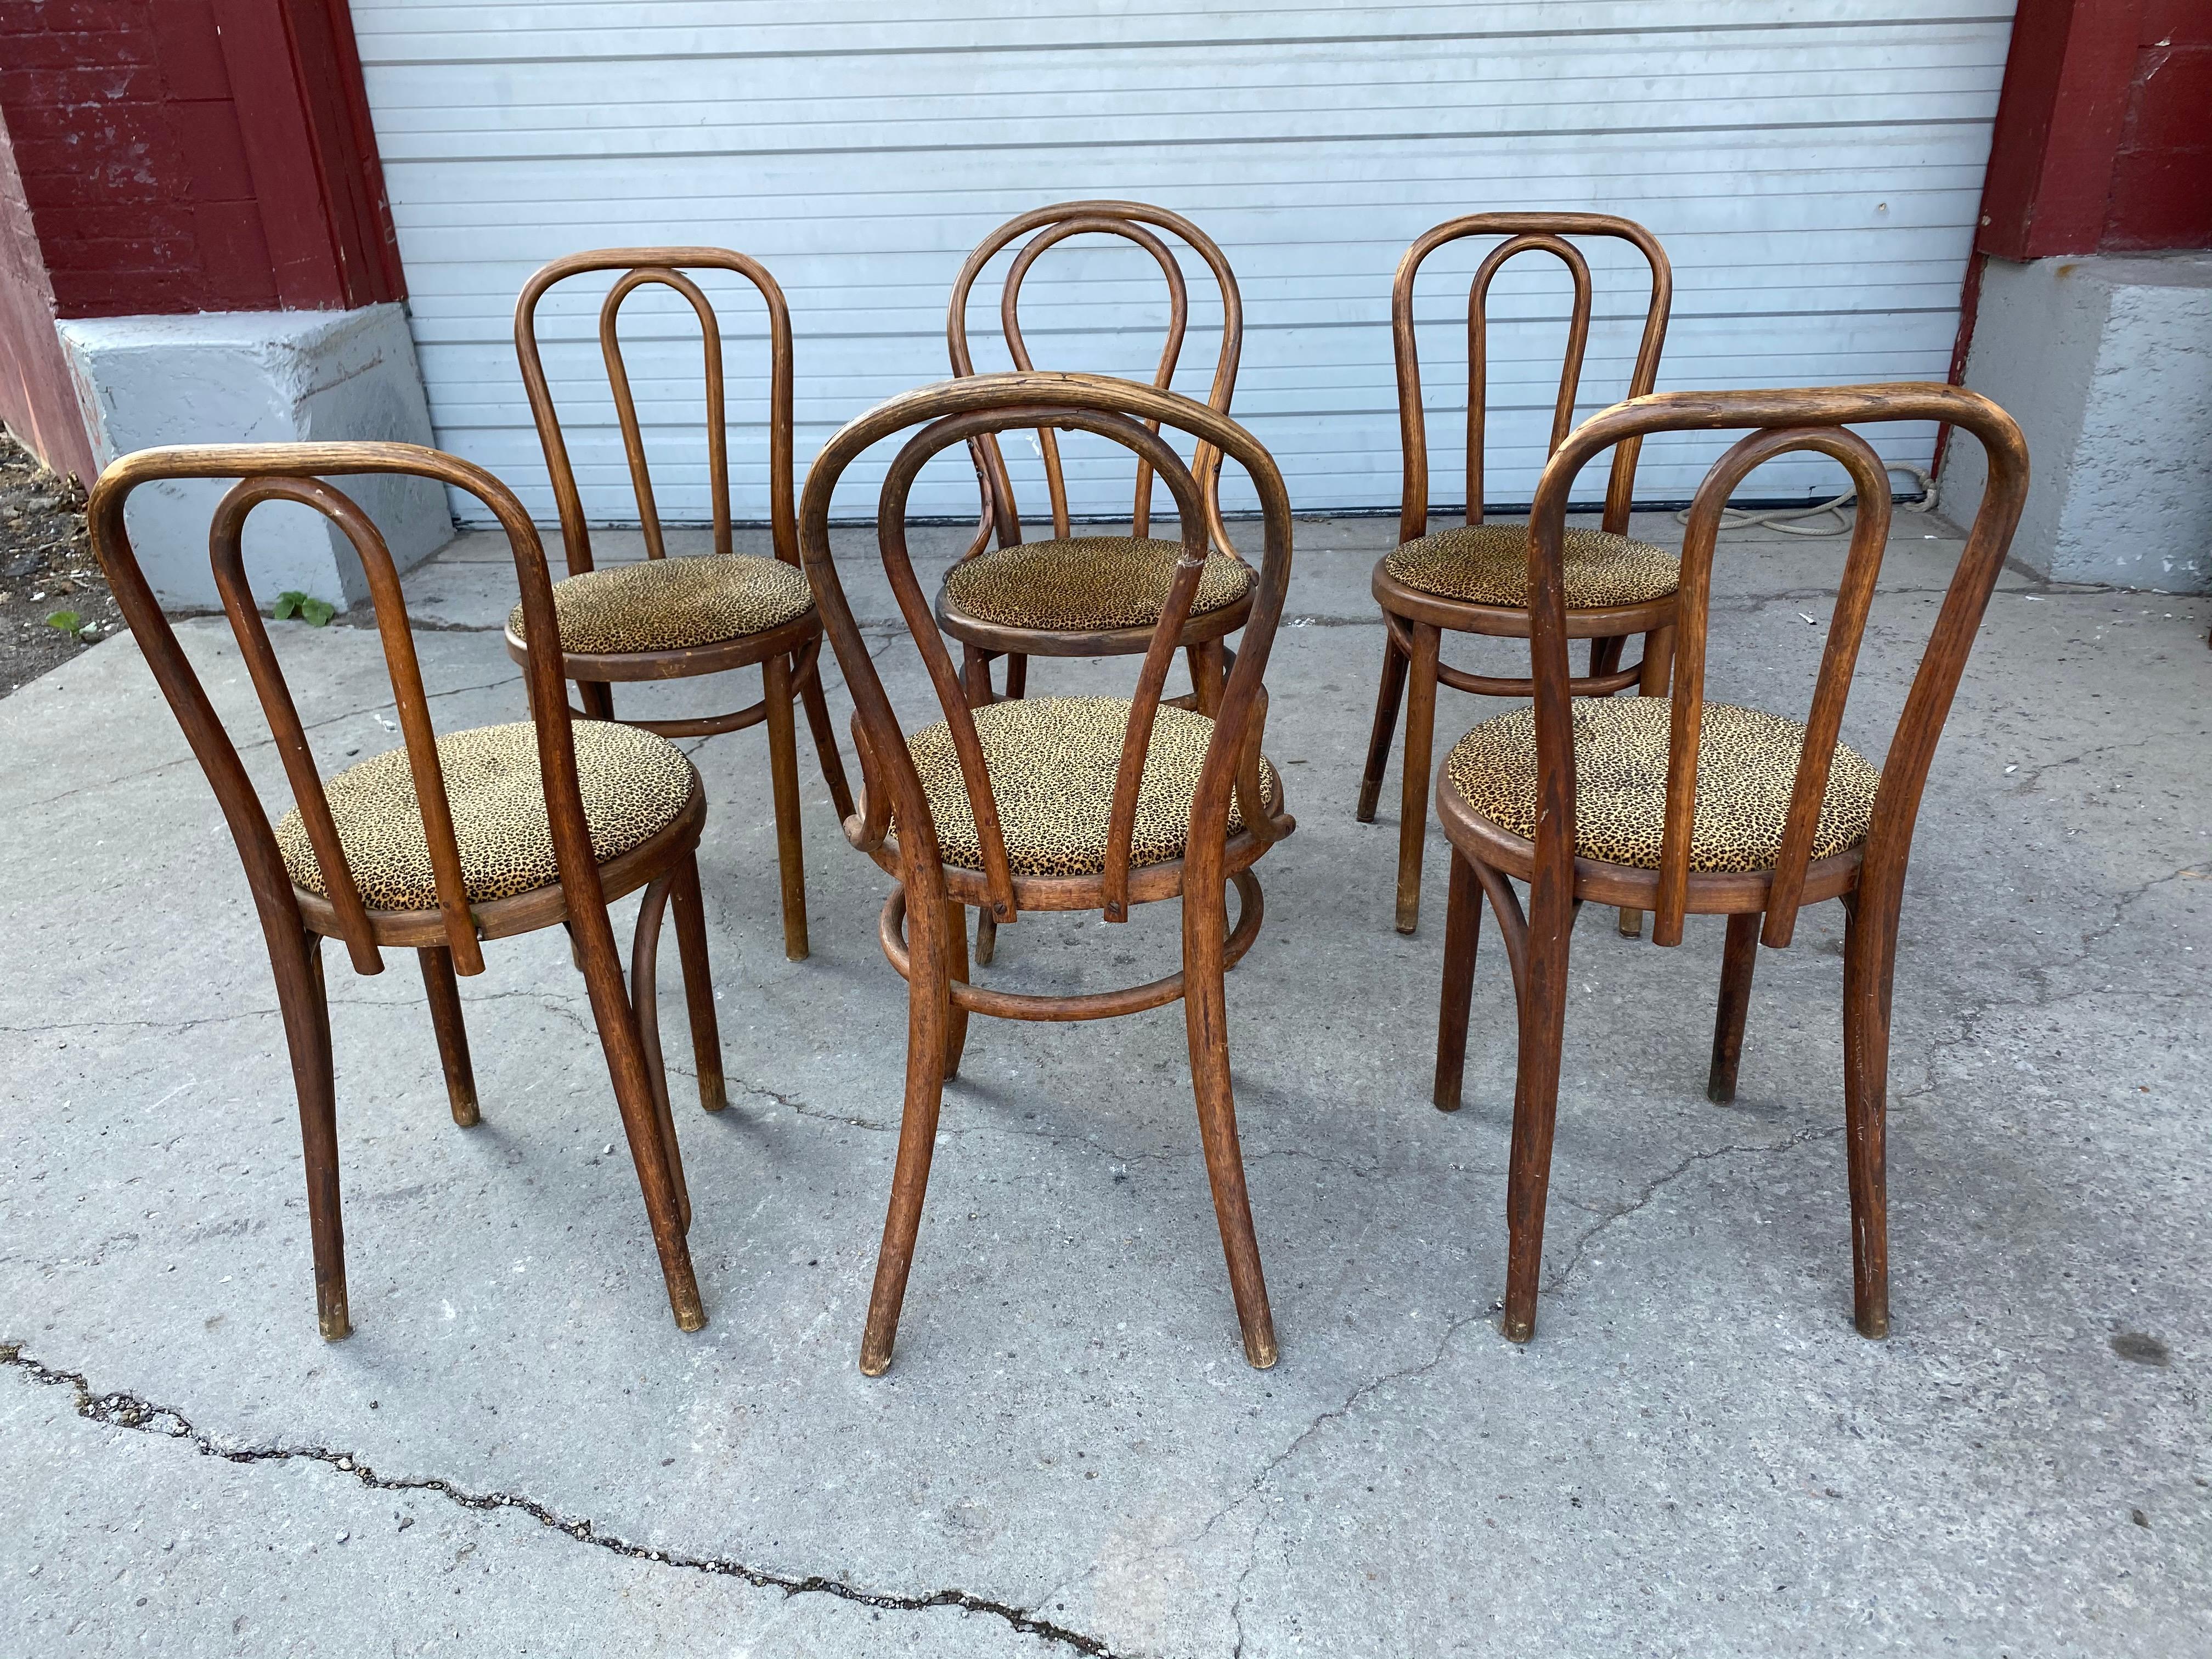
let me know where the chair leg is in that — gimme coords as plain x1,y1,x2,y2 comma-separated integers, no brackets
1184,878,1278,1368
1840,894,1893,1339
860,887,954,1376
943,898,971,1081
275,929,348,1340
1395,623,1442,934
671,850,726,1113
1500,882,1571,1345
1590,635,1626,679
570,896,706,1330
763,651,809,961
1356,629,1409,823
1004,653,1028,698
797,653,855,821
1434,849,1483,1113
577,679,616,721
1186,639,1227,716
629,872,691,1234
960,644,995,707
1707,912,1761,1104
417,945,479,1127
1617,623,1677,939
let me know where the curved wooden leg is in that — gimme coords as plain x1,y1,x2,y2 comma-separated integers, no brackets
1395,622,1441,934
797,653,855,821
629,872,691,1234
577,679,616,721
417,945,479,1127
1840,894,1892,1338
1356,630,1409,823
1707,912,1761,1104
974,907,998,967
671,851,726,1114
860,884,953,1376
943,898,971,1081
1434,849,1483,1113
1617,623,1677,939
1003,653,1028,699
567,882,704,1330
1184,877,1278,1368
763,651,809,961
275,929,348,1339
1500,874,1570,1344
1589,635,1627,679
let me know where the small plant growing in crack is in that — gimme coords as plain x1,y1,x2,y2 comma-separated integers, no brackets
272,590,337,627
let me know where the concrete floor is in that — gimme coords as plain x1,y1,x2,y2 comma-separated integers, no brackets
2,511,2207,1657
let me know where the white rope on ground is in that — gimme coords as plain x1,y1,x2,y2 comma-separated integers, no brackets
1675,463,1939,535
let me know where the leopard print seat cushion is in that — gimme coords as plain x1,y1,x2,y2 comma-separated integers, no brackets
509,554,814,654
1384,523,1680,608
901,695,1279,875
941,537,1255,631
1443,697,1881,872
275,720,695,911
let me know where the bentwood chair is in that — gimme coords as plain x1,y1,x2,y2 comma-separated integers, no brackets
90,443,726,1338
1427,385,2028,1345
1360,213,1677,938
945,202,1252,964
512,249,854,960
799,371,1297,1376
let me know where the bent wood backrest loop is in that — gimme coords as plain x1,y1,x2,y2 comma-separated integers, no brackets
798,373,1294,928
1394,212,1672,545
1655,428,1894,949
88,442,608,984
1522,385,2031,963
947,201,1245,559
515,248,797,578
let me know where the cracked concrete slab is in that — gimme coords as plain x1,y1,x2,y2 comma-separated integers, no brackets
3,512,2208,1657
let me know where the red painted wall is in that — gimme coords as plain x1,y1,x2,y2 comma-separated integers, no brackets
0,0,402,474
1978,0,2212,259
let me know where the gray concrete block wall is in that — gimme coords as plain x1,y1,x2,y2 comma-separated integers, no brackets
1942,252,2212,592
57,303,452,612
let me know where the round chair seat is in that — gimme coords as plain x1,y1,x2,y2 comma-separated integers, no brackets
276,720,696,910
1443,696,1881,872
903,695,1279,875
1384,523,1680,608
941,537,1254,631
509,554,814,654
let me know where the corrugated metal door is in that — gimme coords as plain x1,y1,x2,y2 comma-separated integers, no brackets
349,2,2016,526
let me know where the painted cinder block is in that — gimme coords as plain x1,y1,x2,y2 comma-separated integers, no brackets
58,302,452,611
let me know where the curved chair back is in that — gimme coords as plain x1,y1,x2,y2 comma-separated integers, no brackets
515,248,797,577
1395,212,1672,545
947,201,1244,557
1522,385,2030,955
88,444,605,981
800,373,1291,926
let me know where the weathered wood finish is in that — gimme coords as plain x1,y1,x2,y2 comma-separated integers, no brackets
88,442,730,1339
942,202,1252,708
798,371,1296,1377
1429,382,2030,1346
1359,213,1676,935
514,249,854,957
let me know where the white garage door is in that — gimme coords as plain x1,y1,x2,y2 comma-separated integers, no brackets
349,2,2016,528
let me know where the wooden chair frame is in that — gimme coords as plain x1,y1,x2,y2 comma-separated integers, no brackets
1428,384,2029,1346
89,442,727,1339
1359,212,1675,936
798,370,1296,1376
514,248,854,959
943,201,1250,699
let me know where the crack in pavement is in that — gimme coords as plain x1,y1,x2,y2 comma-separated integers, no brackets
0,1342,1120,1658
